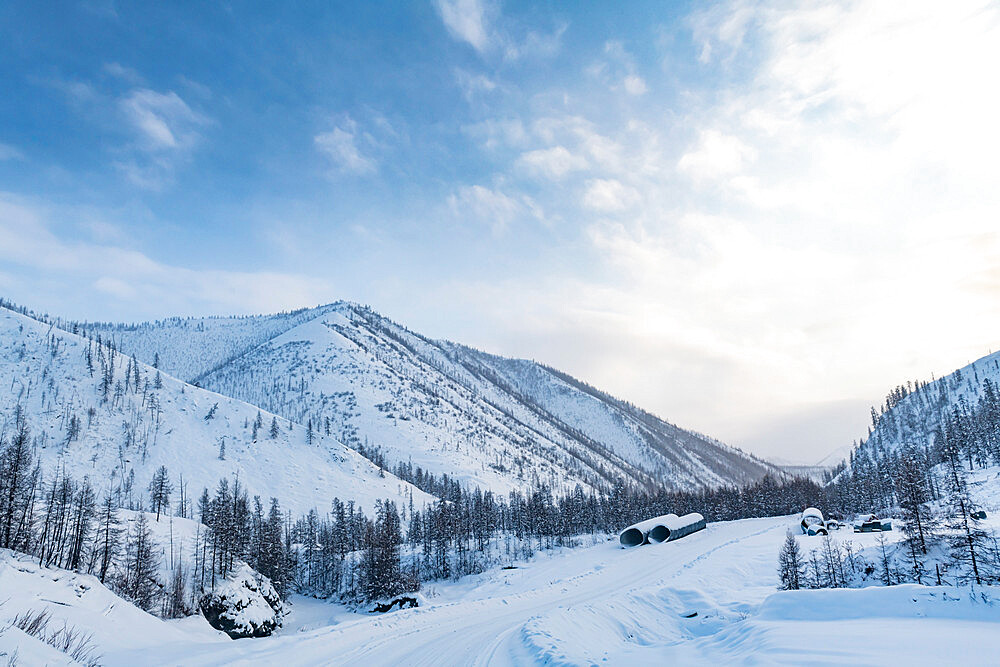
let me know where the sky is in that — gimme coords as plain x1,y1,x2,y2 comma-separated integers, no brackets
2,1,1000,464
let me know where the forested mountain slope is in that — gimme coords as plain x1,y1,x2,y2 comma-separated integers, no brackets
0,305,430,516
79,302,779,495
842,350,1000,475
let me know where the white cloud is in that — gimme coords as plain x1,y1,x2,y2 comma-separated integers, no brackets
447,184,542,235
581,179,639,212
516,146,587,179
103,62,144,85
463,118,529,150
435,0,564,60
314,119,377,175
454,69,499,101
436,0,491,52
594,40,649,96
116,88,210,188
0,194,332,319
445,0,1000,460
677,129,755,181
120,89,206,152
623,74,647,96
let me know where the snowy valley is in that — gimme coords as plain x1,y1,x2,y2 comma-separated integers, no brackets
4,299,1000,665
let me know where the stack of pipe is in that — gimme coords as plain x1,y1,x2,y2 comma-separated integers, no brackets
619,512,706,547
619,514,677,547
646,513,706,543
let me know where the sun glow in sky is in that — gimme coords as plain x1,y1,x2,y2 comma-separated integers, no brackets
3,0,1000,462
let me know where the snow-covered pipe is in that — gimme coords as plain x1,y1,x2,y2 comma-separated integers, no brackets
646,513,706,544
619,514,678,547
800,508,825,534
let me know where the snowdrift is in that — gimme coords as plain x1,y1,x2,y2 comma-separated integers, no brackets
0,549,226,664
757,584,1000,622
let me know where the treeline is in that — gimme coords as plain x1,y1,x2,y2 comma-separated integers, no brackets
4,403,836,608
257,473,831,602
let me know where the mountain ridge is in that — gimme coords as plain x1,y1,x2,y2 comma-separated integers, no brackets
58,300,782,494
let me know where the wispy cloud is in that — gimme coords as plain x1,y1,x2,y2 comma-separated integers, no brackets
314,118,378,176
102,62,144,85
116,88,210,188
0,143,24,161
447,184,543,235
435,0,565,60
454,68,499,101
581,178,639,212
590,41,648,96
436,0,491,53
515,146,587,179
0,193,331,319
437,0,1000,460
120,89,206,152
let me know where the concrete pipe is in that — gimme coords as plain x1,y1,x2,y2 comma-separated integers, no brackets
619,514,678,547
646,513,706,544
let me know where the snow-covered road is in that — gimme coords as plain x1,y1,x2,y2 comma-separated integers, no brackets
158,517,791,666
16,512,1000,665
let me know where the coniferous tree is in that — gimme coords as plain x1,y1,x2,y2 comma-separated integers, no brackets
93,490,122,584
942,437,989,584
778,534,804,590
119,512,160,611
0,415,38,551
148,465,173,522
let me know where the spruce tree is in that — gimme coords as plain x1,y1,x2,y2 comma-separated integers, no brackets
778,534,804,590
148,465,173,522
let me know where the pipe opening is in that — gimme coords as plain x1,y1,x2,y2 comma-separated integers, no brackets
647,525,670,543
619,527,646,547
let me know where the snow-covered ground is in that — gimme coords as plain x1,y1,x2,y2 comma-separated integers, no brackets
163,515,1000,666
4,510,1000,665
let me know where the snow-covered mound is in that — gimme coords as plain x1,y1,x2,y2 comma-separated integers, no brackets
199,564,285,639
0,548,227,664
0,305,432,515
80,302,779,494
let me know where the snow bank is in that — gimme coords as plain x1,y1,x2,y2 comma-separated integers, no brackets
0,549,225,664
758,584,1000,622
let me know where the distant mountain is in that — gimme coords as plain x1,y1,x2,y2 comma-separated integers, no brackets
76,302,780,494
815,444,853,468
0,305,430,515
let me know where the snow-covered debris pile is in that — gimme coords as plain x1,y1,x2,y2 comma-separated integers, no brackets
199,564,286,639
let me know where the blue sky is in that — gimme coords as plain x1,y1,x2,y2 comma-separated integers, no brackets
3,1,1000,462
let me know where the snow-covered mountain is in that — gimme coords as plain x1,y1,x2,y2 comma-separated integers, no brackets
843,349,1000,470
0,305,430,515
74,302,779,494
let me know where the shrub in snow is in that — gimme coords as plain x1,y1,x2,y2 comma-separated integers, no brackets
198,564,285,639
